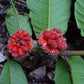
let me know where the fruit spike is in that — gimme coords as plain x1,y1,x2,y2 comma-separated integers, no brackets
38,28,67,56
7,29,33,58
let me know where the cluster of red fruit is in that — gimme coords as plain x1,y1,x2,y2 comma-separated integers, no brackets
7,28,67,58
38,28,67,55
7,29,33,58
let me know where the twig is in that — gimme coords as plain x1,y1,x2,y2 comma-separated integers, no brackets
15,1,26,7
33,40,84,56
18,0,26,4
60,50,84,56
64,56,73,84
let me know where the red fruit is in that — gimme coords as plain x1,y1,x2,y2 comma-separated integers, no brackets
49,33,58,40
21,46,29,52
18,48,25,56
57,38,67,50
48,49,59,55
18,29,24,35
43,30,51,40
47,40,57,49
7,29,33,58
38,28,67,55
12,47,18,52
12,52,19,57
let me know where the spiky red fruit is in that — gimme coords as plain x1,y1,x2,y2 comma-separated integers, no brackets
38,28,67,55
7,29,33,58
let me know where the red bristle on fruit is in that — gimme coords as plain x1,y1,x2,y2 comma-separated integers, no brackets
7,29,33,58
38,28,67,56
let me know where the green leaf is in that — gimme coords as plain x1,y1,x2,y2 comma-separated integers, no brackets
6,7,19,19
6,0,32,35
0,60,28,84
54,59,71,84
6,15,32,35
75,0,84,36
26,0,71,37
6,0,18,19
69,56,84,84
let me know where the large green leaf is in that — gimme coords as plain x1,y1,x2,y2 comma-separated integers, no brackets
6,0,32,35
54,59,71,84
75,0,84,36
6,15,32,35
26,0,71,37
6,7,19,19
0,60,28,84
69,56,84,84
6,0,18,19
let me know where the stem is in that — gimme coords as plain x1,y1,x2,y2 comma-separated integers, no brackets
10,0,21,28
32,41,84,56
15,1,26,7
64,56,73,84
4,50,10,61
60,50,84,56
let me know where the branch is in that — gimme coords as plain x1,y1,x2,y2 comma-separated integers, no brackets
60,50,84,56
33,40,84,56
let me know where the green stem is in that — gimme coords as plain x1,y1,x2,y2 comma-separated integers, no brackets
61,50,84,56
32,41,84,56
10,0,21,28
33,47,84,56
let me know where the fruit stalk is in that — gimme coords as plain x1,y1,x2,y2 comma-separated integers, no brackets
60,50,84,56
33,41,84,56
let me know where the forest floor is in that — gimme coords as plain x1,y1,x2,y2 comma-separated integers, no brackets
0,0,84,84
